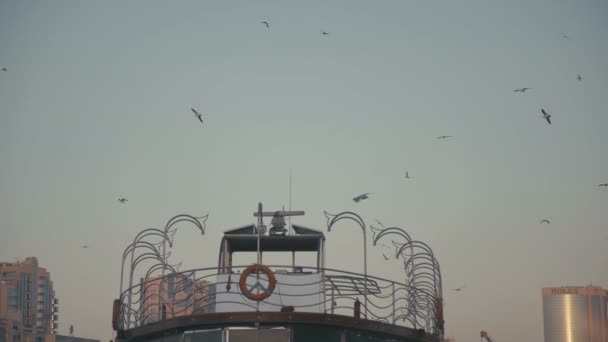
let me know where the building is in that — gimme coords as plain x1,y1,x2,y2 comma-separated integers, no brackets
542,285,608,342
0,257,58,342
140,274,209,325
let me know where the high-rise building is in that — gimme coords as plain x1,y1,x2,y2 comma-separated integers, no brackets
542,285,608,342
0,257,58,342
140,274,209,325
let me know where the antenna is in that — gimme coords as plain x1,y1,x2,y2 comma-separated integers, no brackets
289,168,292,235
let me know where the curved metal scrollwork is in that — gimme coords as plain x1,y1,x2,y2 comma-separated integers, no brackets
370,222,443,338
324,211,369,318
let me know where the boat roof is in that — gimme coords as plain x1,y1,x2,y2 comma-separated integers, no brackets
222,224,324,252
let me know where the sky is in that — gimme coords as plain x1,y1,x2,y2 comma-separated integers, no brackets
0,0,607,341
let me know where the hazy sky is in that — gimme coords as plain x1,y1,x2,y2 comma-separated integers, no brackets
1,0,607,341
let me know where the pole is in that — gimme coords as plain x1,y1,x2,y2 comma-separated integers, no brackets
289,169,292,235
363,228,368,319
257,203,262,265
256,203,262,313
392,282,396,324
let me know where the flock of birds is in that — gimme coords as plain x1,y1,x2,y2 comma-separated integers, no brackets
3,23,605,254
347,32,606,227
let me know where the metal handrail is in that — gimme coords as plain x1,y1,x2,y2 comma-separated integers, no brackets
117,264,440,336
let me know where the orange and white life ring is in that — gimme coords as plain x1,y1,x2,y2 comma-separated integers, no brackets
239,264,277,301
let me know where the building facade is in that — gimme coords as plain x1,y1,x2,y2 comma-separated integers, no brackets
140,274,209,325
0,257,58,342
543,285,608,342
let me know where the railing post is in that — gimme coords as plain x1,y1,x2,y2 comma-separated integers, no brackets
331,288,335,314
192,271,196,314
392,282,396,324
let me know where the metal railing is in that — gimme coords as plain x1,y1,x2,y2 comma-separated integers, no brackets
117,264,440,336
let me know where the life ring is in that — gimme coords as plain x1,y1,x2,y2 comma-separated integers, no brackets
239,264,277,301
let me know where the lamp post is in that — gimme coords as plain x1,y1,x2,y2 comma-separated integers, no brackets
324,211,368,318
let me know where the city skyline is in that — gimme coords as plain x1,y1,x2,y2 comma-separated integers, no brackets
1,0,607,341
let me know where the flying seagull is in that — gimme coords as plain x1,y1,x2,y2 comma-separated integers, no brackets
322,31,329,35
560,33,570,40
541,108,551,124
452,285,466,292
191,108,204,123
261,21,269,29
514,87,530,93
437,136,453,139
118,198,128,203
404,171,410,179
375,219,386,228
577,74,583,82
540,219,550,224
598,183,608,187
353,193,372,203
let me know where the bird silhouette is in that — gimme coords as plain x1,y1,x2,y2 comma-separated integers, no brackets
405,171,410,179
191,108,204,123
374,219,387,230
322,31,329,35
598,183,608,187
1,68,6,72
540,219,550,224
452,285,466,292
81,245,88,249
353,193,372,203
261,21,269,29
577,74,583,82
541,108,552,124
514,87,530,93
437,136,453,139
118,198,128,203
560,33,570,40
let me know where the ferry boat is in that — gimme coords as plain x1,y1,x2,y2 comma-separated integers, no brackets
112,203,444,341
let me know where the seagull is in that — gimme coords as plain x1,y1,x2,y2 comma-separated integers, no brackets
452,285,466,292
577,74,582,82
191,108,203,123
322,31,329,35
541,108,552,124
261,21,269,29
514,87,530,93
437,136,453,139
598,183,608,187
353,193,372,203
560,33,570,40
540,219,550,224
118,198,128,203
1,68,6,72
382,253,389,261
404,171,410,179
